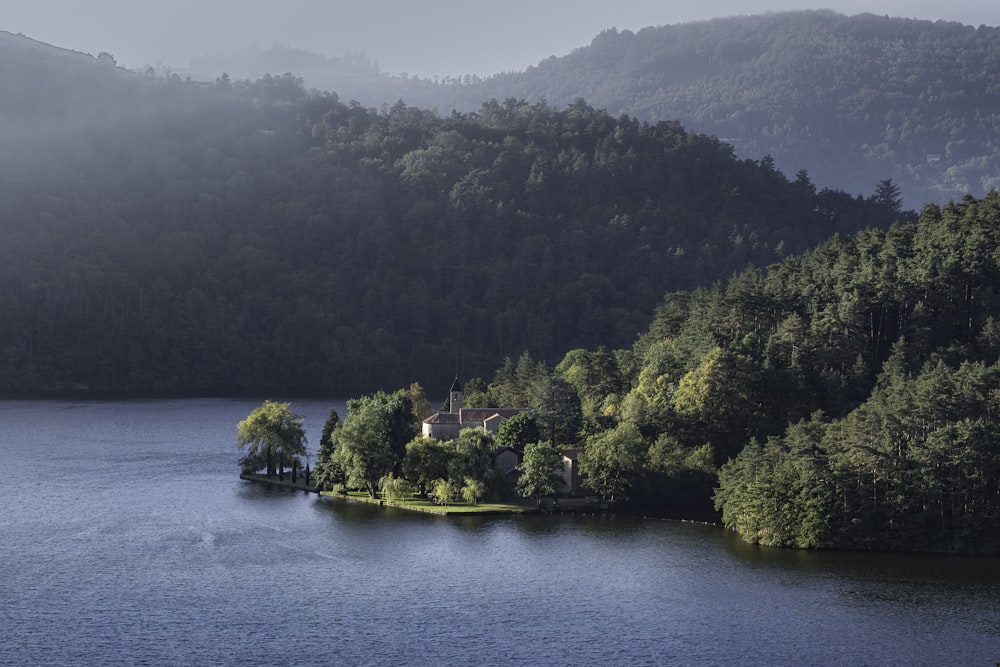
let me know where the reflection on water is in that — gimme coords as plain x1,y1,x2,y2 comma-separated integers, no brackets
1,399,998,666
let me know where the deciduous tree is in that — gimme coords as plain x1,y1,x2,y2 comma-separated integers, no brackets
236,401,307,476
333,391,417,497
516,441,565,507
579,423,646,505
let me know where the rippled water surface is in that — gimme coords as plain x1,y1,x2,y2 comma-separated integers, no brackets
2,399,999,666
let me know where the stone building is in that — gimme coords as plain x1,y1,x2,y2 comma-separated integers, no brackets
421,376,526,441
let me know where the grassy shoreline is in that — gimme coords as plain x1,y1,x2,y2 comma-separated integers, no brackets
323,490,547,515
239,474,596,515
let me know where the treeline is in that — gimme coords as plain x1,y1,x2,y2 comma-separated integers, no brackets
405,11,1000,208
0,43,902,395
412,193,1000,551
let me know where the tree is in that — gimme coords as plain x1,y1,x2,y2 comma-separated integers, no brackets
516,441,565,507
489,352,547,408
313,404,346,491
529,374,583,449
407,382,433,420
430,478,457,505
871,178,903,217
402,436,452,495
333,391,417,497
579,423,646,506
644,434,717,507
380,473,413,503
236,401,307,476
461,477,484,505
460,377,490,408
495,412,541,454
448,428,502,500
556,347,623,419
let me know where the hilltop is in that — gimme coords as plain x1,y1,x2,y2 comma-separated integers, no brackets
413,11,1000,208
189,12,1000,209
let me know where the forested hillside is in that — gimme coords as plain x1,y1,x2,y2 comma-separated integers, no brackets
0,33,902,395
441,193,1000,551
393,11,1000,208
708,195,1000,552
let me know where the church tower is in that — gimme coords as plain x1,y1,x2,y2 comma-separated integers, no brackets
449,376,463,414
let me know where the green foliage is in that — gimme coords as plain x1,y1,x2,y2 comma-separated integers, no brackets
495,413,541,455
331,391,417,497
447,428,502,501
409,12,1000,208
516,441,565,507
459,377,490,408
313,404,345,491
528,375,583,449
0,56,902,395
461,477,485,505
579,423,647,505
236,401,307,475
714,418,832,549
488,353,547,409
556,348,624,420
402,436,452,495
716,357,1000,552
319,406,341,452
429,478,457,506
642,435,717,508
406,383,433,421
379,473,414,504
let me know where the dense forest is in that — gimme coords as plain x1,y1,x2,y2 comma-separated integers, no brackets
428,11,1000,207
411,193,999,552
0,32,902,395
212,12,1000,209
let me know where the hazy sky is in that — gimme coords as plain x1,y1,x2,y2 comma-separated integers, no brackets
7,1,1000,77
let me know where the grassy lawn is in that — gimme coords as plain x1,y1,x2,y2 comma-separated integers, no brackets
326,491,599,514
325,491,541,515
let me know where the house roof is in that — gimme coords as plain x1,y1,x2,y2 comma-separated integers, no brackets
423,412,461,424
458,408,524,422
422,407,526,425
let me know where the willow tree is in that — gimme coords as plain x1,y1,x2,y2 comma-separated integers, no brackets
237,401,308,477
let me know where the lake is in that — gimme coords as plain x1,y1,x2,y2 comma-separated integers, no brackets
1,398,998,666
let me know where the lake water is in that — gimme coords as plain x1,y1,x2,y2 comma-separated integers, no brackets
1,398,998,666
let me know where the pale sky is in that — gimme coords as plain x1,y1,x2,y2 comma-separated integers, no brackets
6,1,1000,77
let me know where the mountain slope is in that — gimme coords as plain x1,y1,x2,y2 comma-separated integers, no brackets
379,11,1000,208
0,34,901,395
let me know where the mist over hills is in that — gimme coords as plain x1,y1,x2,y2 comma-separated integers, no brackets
0,29,901,395
173,11,1000,209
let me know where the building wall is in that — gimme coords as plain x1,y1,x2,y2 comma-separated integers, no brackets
496,448,520,474
423,422,462,440
561,453,582,497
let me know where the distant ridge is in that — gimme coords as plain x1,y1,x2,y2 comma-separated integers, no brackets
373,11,1000,208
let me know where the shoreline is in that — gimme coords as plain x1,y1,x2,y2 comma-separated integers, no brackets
240,474,592,515
240,472,320,493
239,474,723,523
